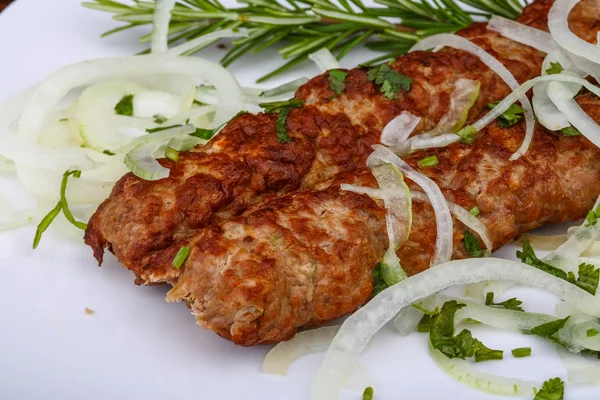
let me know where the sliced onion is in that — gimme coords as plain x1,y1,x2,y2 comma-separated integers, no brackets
487,15,558,54
380,112,421,146
260,77,308,98
264,326,340,375
392,305,425,336
517,233,568,251
548,0,600,64
410,34,534,160
164,104,216,126
368,145,453,266
165,28,249,57
432,78,481,135
393,133,459,156
532,82,570,131
151,0,176,53
309,258,599,400
429,342,539,396
308,48,341,72
558,346,600,386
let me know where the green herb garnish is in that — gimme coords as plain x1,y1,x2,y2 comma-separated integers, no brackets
367,64,412,99
456,125,477,144
486,101,525,128
362,387,374,400
328,69,348,95
534,377,564,400
259,99,304,143
585,203,600,227
153,115,168,124
588,328,599,337
165,147,180,162
561,126,582,137
462,231,485,258
418,314,431,333
103,150,116,156
511,347,532,358
573,263,600,295
372,262,390,296
418,155,439,168
529,317,569,340
474,345,504,363
469,206,480,217
59,118,69,122
485,292,524,312
114,94,134,116
172,246,190,269
32,202,62,250
545,62,564,75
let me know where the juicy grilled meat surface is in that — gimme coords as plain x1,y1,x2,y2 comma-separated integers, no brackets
85,0,600,345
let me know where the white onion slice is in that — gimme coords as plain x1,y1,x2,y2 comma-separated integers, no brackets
264,326,340,375
548,0,600,64
151,0,176,53
367,145,453,265
309,258,599,400
432,78,481,135
380,112,421,146
488,15,558,54
532,83,570,131
392,305,424,336
165,28,249,57
558,346,600,386
410,34,534,160
309,48,341,72
429,342,539,396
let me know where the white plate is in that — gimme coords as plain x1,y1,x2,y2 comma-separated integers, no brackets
1,1,599,399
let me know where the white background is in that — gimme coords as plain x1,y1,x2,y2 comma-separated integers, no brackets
0,1,599,399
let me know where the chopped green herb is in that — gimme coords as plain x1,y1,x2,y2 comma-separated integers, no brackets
165,147,180,162
485,292,524,312
585,203,600,227
418,155,439,168
418,314,431,333
561,126,582,137
529,317,569,340
511,347,532,358
114,94,134,116
573,263,600,295
517,239,570,280
545,62,564,75
456,125,477,144
146,124,182,134
153,115,168,124
366,64,412,99
60,170,88,231
328,69,348,95
469,206,480,217
172,246,190,269
372,262,390,296
59,118,69,122
362,386,374,400
534,377,564,400
190,127,221,140
430,301,501,361
474,345,503,362
462,231,486,258
588,328,599,337
32,202,62,250
103,150,116,156
259,99,304,143
486,101,525,128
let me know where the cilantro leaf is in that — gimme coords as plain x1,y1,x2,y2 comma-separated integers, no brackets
485,292,524,312
190,127,220,140
328,69,348,95
511,347,532,358
517,239,569,280
372,262,390,296
561,126,582,137
469,206,480,217
153,115,167,124
418,155,439,168
588,328,599,337
146,124,183,134
462,231,486,258
362,387,374,400
572,263,600,295
259,99,304,143
474,344,504,362
456,125,477,144
534,377,564,400
486,101,525,128
418,314,431,333
585,203,600,227
367,64,412,99
103,150,116,156
545,62,564,75
114,94,134,116
529,317,569,340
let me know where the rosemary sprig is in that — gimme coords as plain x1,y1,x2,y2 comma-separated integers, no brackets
83,0,525,81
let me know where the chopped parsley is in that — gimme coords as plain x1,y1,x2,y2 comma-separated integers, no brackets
585,203,600,227
59,118,69,122
418,314,431,333
103,150,116,156
534,377,564,400
164,147,180,162
153,115,168,124
418,155,439,168
366,64,412,99
517,239,600,295
362,387,374,400
259,99,304,143
456,125,477,144
190,126,221,140
372,262,390,296
469,206,480,217
328,69,348,96
462,231,486,258
146,124,182,134
430,301,502,361
511,347,532,358
588,328,599,337
529,317,569,340
485,292,524,312
114,94,134,116
172,246,190,269
545,62,564,75
486,101,525,128
561,126,582,137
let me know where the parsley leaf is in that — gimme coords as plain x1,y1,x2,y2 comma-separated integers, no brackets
585,203,600,227
511,347,532,358
418,155,439,168
456,125,477,144
534,377,564,400
572,263,600,295
517,239,569,280
153,115,167,124
367,64,412,99
362,387,374,400
114,94,134,116
190,127,221,140
474,345,504,362
486,101,525,128
418,314,431,333
545,62,564,75
259,99,304,143
146,124,182,134
328,69,348,95
462,231,486,258
372,262,390,296
529,317,569,340
561,126,582,137
469,206,480,217
588,328,599,337
485,292,524,312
